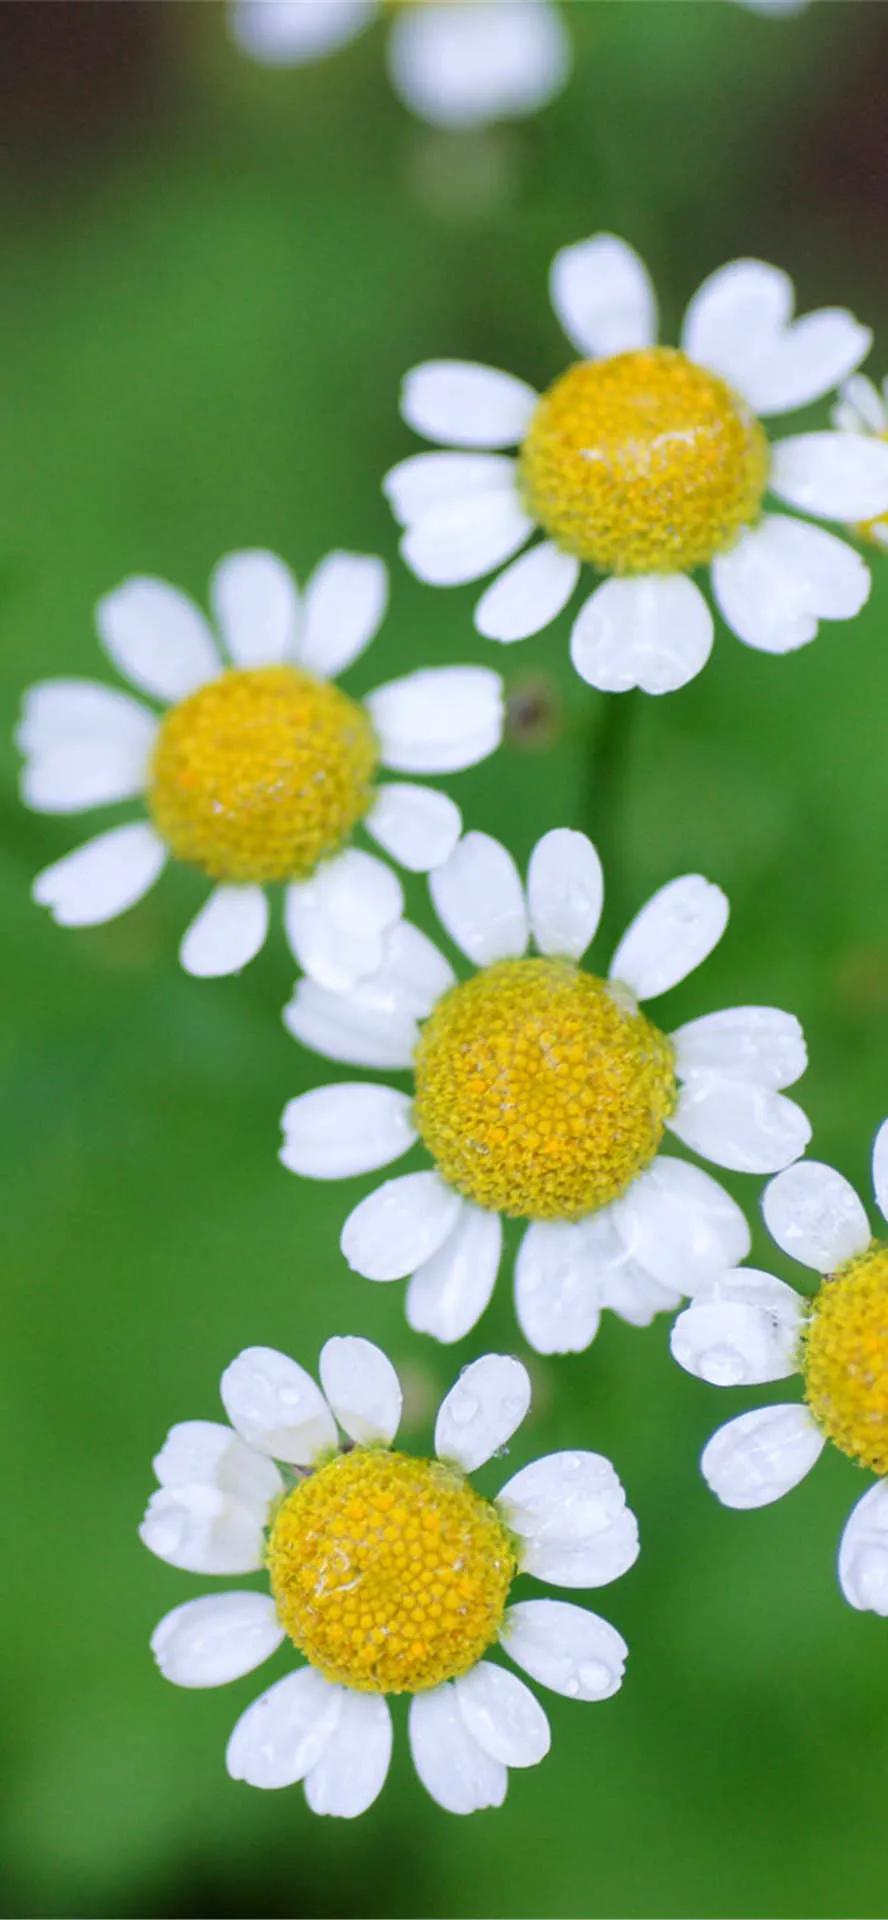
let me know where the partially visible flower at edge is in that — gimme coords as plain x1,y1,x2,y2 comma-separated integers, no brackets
671,1120,888,1616
229,0,570,132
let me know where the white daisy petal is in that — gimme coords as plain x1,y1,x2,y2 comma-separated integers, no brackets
668,1080,811,1175
401,360,538,450
387,0,569,130
210,550,300,668
682,259,868,413
17,679,157,757
570,575,713,696
454,1663,550,1769
873,1119,888,1227
319,1335,402,1446
670,1268,805,1386
152,1420,283,1508
681,260,794,394
527,828,604,961
499,1451,638,1587
838,1484,888,1616
283,978,420,1071
96,577,220,702
762,1160,871,1272
430,830,528,965
341,1171,463,1282
550,233,657,359
435,1353,531,1473
285,849,404,992
367,665,505,775
610,1156,751,1292
672,1006,807,1091
365,783,461,872
229,0,372,64
770,433,888,521
610,873,728,1000
179,885,269,979
151,1593,285,1689
280,1084,415,1181
402,491,534,588
19,680,158,812
384,451,518,529
701,1404,824,1509
409,1685,507,1816
503,1600,627,1702
220,1346,337,1465
226,1670,342,1791
304,1693,393,1819
406,1205,502,1344
514,1223,600,1357
837,373,887,434
139,1485,265,1575
33,822,167,928
370,918,455,1015
712,516,869,655
298,552,388,680
597,1254,682,1329
475,541,580,644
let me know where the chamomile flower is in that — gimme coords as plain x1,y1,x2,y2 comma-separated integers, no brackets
671,1121,888,1615
229,1,570,131
19,551,504,985
281,828,810,1350
141,1337,636,1816
386,234,888,692
831,373,888,551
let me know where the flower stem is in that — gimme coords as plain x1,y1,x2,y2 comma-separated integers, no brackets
580,691,638,917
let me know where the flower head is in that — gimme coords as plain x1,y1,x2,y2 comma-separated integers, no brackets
831,372,888,551
386,235,888,691
671,1119,888,1614
229,0,570,131
141,1336,636,1816
19,550,503,985
281,828,810,1349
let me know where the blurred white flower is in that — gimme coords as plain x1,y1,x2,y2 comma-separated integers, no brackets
831,372,888,552
387,233,885,693
142,1336,636,1816
229,0,570,130
672,1119,888,1616
18,551,503,983
281,826,810,1350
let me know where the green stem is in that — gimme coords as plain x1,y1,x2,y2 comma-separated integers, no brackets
580,691,638,893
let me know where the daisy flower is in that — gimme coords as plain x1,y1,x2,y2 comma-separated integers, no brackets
831,372,888,552
229,1,570,132
385,233,888,692
141,1336,637,1816
280,827,810,1350
671,1121,888,1615
18,550,504,985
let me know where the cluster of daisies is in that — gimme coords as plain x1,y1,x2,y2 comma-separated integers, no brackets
19,218,888,1822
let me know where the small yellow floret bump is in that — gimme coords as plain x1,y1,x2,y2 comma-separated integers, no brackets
267,1449,516,1694
148,664,378,885
413,956,676,1221
520,347,769,575
803,1245,888,1474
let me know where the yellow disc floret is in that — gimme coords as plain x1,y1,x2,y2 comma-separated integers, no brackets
520,346,769,575
147,665,378,885
413,956,676,1221
267,1448,516,1695
803,1244,888,1474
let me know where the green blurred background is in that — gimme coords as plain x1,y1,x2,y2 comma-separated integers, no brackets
3,4,888,1914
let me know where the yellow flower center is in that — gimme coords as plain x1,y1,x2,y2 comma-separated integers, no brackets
520,346,769,575
147,665,378,885
803,1244,888,1474
267,1448,515,1695
412,956,676,1221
